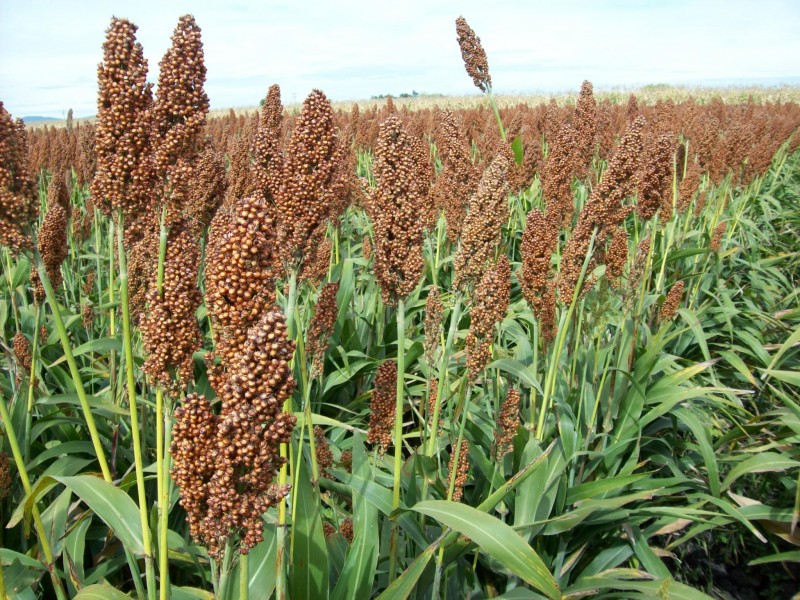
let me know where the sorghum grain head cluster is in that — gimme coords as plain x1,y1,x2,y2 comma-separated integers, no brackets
0,102,37,253
660,281,684,322
433,109,480,241
275,89,348,273
495,388,520,459
370,115,428,305
170,310,296,556
520,208,558,342
251,84,284,201
455,16,491,92
367,360,398,451
447,439,470,502
91,18,154,234
466,256,510,381
306,282,339,378
453,154,509,291
140,220,202,396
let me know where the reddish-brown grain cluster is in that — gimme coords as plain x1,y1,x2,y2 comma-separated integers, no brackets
424,286,444,363
433,110,480,241
558,117,645,303
573,81,597,176
367,360,398,450
466,256,510,381
306,282,340,378
495,388,520,459
0,452,10,499
140,221,202,395
455,16,492,93
90,18,154,235
660,281,685,322
251,84,284,201
204,194,279,381
520,208,558,342
453,155,509,291
447,439,470,502
274,90,348,273
152,15,209,216
31,172,70,302
543,123,578,226
637,133,675,220
170,310,296,556
0,103,37,253
369,115,429,304
314,426,334,479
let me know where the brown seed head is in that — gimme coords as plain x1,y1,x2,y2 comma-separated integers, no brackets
495,388,520,459
455,16,492,93
306,282,339,378
520,208,558,342
140,220,202,396
90,17,154,232
424,286,444,363
453,154,509,291
573,81,597,176
370,116,427,304
466,256,510,381
275,89,348,273
447,439,470,502
367,360,397,451
660,281,684,322
0,103,37,253
251,84,284,201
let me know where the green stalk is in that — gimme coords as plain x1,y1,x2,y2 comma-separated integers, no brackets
388,298,407,581
486,90,507,142
117,225,156,600
426,294,462,457
239,554,249,600
0,390,68,600
433,385,473,597
537,230,597,439
23,304,42,465
34,250,112,481
154,212,170,600
276,268,298,600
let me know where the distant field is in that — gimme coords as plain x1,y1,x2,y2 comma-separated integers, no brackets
28,84,800,128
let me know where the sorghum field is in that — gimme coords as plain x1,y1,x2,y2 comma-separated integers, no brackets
2,14,800,600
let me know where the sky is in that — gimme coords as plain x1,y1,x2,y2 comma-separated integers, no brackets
1,0,799,118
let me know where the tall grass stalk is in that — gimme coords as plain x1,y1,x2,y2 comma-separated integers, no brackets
117,222,156,600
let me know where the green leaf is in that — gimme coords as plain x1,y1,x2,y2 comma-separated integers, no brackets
290,451,329,600
74,584,133,599
332,433,379,600
511,135,524,166
410,500,560,599
375,545,435,600
674,408,720,497
761,369,800,387
721,453,800,491
55,475,145,556
230,523,277,600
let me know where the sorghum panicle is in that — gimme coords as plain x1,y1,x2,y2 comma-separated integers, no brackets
453,154,509,291
367,361,398,451
660,280,684,322
447,439,470,502
520,208,558,342
370,115,427,305
275,89,347,273
455,16,492,92
495,388,520,459
306,281,339,378
140,220,202,396
433,109,480,241
466,255,510,381
0,102,37,253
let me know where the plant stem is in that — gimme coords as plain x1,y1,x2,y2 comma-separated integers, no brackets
117,224,156,600
0,390,68,600
276,268,298,600
34,249,112,481
388,298,406,581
